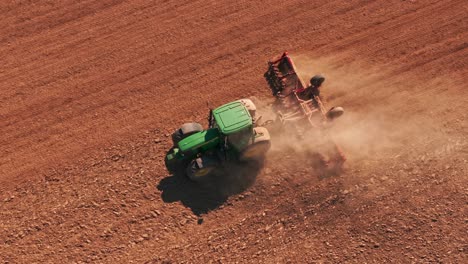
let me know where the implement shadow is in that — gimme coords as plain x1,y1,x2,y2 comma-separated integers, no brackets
157,161,263,215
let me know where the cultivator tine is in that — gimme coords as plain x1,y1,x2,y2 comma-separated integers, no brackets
333,144,346,163
325,142,346,171
265,63,285,95
279,109,303,120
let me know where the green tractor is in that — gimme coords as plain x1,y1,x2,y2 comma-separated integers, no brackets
164,99,271,181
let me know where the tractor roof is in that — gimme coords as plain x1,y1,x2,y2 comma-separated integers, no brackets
213,100,252,135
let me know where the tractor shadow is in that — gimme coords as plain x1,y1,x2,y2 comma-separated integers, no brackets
157,161,263,215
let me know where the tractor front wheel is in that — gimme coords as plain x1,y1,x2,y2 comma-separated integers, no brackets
171,122,203,146
164,148,183,174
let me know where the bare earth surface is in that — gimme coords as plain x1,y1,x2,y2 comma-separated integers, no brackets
1,0,467,263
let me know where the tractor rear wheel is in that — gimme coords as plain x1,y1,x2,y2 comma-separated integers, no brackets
239,141,271,162
171,122,203,146
186,156,218,181
239,127,271,162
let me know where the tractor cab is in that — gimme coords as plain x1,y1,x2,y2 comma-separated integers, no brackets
211,99,256,153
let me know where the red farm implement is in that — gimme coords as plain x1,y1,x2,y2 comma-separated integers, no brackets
264,52,346,172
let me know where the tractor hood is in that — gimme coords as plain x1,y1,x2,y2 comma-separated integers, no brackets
178,128,220,154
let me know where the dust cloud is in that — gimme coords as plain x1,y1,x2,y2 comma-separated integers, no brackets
257,54,467,165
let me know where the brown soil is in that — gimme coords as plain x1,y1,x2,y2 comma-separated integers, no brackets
1,0,467,263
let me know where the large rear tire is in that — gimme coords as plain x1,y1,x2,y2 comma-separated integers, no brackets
239,127,271,162
239,141,271,162
186,156,219,182
171,122,203,146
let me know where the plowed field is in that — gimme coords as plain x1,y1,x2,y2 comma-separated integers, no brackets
1,0,467,263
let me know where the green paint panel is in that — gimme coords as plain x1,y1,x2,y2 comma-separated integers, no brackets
213,101,252,135
178,128,220,153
